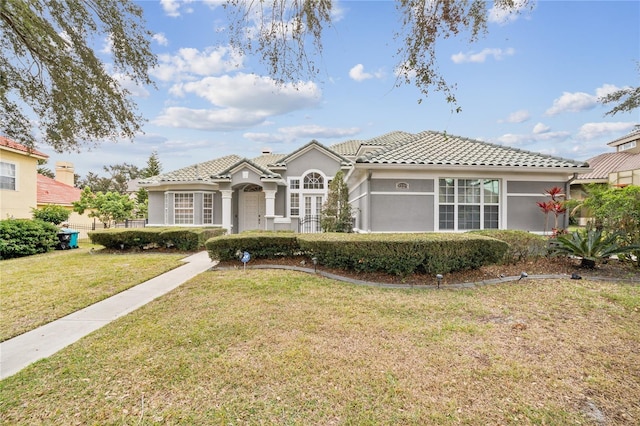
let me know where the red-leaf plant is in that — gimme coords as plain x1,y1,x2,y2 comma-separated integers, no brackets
537,187,567,235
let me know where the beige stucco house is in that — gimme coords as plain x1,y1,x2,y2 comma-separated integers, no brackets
0,136,49,219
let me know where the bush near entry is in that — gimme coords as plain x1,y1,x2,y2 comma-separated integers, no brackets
89,227,226,251
0,219,59,259
206,232,299,261
206,232,508,277
468,230,548,264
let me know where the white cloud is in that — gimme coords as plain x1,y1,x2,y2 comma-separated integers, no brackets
154,107,268,131
496,130,570,146
595,83,623,99
244,125,360,144
349,64,385,82
101,34,113,54
576,122,636,140
153,33,169,46
532,122,550,134
500,109,530,123
451,48,515,64
112,73,150,98
545,91,596,115
545,84,623,115
488,0,532,25
176,73,321,114
154,74,322,131
151,46,243,82
160,0,194,17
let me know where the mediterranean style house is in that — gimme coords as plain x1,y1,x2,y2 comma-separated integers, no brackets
139,130,590,234
1,136,49,219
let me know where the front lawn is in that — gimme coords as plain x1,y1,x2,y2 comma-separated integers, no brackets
0,246,185,341
1,269,638,424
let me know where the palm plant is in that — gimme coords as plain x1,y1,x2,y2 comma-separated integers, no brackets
549,228,639,269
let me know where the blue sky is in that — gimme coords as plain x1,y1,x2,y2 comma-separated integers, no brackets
42,0,640,177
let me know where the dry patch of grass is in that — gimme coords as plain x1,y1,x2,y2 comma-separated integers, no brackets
0,246,185,341
1,270,639,425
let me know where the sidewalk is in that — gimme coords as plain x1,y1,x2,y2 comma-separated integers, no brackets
0,251,213,380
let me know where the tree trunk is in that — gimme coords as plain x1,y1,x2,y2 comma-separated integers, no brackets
580,258,596,269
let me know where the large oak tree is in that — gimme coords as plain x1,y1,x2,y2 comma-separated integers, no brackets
0,0,156,152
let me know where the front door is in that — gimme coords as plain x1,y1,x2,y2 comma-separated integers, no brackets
240,189,265,231
300,195,323,233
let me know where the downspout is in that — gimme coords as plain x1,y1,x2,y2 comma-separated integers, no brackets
367,171,372,232
564,172,578,229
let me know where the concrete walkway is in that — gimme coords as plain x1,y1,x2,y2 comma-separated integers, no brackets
0,251,213,380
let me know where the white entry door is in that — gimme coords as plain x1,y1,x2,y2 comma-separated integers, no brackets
300,195,323,233
241,190,265,231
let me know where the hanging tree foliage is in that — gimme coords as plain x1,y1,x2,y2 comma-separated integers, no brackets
0,0,156,152
224,0,532,109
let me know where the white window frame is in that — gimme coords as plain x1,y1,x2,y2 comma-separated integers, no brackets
203,193,214,224
174,193,194,225
0,161,17,191
287,170,330,217
437,178,500,231
167,191,215,225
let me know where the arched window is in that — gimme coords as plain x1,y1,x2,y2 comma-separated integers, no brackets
303,172,324,189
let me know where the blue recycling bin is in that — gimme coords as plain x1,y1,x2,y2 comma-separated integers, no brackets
57,228,79,249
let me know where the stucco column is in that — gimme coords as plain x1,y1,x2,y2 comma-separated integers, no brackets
221,190,233,233
264,190,276,217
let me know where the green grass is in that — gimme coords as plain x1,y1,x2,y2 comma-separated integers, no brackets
0,245,186,341
1,269,639,425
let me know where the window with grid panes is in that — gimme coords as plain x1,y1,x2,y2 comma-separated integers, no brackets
438,178,499,230
174,193,194,224
0,162,16,190
203,193,213,224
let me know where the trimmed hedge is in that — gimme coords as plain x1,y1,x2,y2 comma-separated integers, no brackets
206,232,299,261
206,232,509,276
0,219,59,259
88,227,226,250
297,233,508,276
467,230,548,264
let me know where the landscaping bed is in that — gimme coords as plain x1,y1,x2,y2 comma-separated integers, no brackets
217,255,640,287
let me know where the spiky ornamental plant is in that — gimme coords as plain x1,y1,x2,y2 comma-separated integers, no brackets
549,228,639,269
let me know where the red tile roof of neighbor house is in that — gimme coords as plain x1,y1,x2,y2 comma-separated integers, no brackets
0,136,48,159
37,174,81,206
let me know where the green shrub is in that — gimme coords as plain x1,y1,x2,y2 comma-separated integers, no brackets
161,228,226,251
88,227,225,250
206,232,300,261
31,204,71,225
297,233,508,276
549,229,640,269
0,219,59,259
206,232,508,276
468,230,547,264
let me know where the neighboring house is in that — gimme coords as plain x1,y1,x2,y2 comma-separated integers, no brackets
37,163,95,238
0,136,49,219
573,125,640,188
571,125,640,225
139,130,590,234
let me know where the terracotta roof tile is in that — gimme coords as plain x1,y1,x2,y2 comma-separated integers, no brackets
37,174,81,205
0,136,48,159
